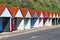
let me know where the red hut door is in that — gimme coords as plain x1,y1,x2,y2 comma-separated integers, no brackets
11,18,15,31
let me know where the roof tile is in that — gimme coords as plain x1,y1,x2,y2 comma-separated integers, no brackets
8,7,18,17
42,11,48,17
47,12,50,17
29,10,35,17
0,6,6,15
52,12,56,17
36,10,41,18
58,12,60,17
20,8,28,18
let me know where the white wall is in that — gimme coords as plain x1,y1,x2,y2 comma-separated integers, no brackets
33,19,39,28
15,9,23,17
39,19,43,27
25,19,31,29
44,19,52,26
17,19,24,30
1,7,11,17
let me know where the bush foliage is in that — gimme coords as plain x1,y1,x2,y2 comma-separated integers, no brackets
0,0,60,12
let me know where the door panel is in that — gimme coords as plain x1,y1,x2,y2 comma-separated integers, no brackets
2,17,10,32
39,18,43,26
58,18,60,24
0,18,3,32
15,18,22,30
31,18,37,28
24,19,29,27
43,18,48,25
52,18,56,25
11,18,16,31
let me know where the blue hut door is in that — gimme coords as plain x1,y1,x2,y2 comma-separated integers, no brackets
31,12,38,28
31,18,37,28
0,18,2,32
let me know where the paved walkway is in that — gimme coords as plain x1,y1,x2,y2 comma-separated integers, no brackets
1,27,60,40
0,25,60,39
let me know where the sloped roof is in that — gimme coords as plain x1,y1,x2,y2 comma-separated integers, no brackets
1,7,12,17
0,6,6,15
20,8,28,18
15,9,23,17
55,12,58,18
42,11,48,18
36,10,41,18
47,12,51,17
52,12,56,17
8,7,18,17
25,11,31,18
58,12,60,17
29,10,35,17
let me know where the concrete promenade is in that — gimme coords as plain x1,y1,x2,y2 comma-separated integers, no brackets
0,25,60,39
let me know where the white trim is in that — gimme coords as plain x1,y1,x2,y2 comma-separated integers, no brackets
50,13,52,18
15,9,23,17
10,18,12,31
25,11,31,18
40,12,44,18
56,13,58,18
53,14,55,18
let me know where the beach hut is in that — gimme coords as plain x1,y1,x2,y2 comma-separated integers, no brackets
29,10,34,28
8,7,18,31
30,10,39,28
56,13,58,25
58,12,60,24
43,11,49,26
15,9,24,30
25,9,31,29
33,11,39,28
1,7,12,32
20,8,29,30
15,8,26,30
0,6,6,32
36,10,43,27
47,12,52,26
52,12,56,25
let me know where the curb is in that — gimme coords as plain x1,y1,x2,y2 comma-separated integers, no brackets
0,25,60,39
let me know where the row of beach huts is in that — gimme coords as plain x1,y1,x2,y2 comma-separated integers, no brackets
0,6,60,32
